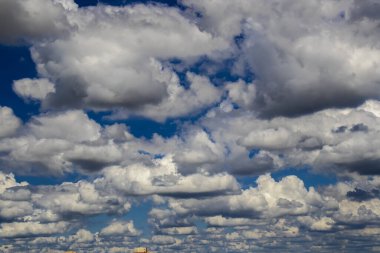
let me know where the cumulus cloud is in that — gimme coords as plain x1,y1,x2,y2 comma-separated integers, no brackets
167,174,334,219
0,0,74,45
32,180,130,218
0,107,21,138
68,229,94,243
22,3,227,121
200,99,380,175
112,72,222,122
0,221,69,238
0,110,105,174
27,110,101,142
184,0,380,117
151,235,179,245
160,226,198,235
0,172,28,194
100,220,140,236
0,170,131,227
97,155,240,197
13,78,55,101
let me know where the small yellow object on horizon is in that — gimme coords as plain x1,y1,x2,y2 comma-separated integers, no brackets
133,247,149,253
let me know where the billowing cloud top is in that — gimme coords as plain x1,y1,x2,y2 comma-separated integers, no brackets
0,0,380,252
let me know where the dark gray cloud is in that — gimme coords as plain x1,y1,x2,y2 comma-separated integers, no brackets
183,0,380,118
347,188,380,202
337,159,380,175
350,0,380,21
332,123,369,134
241,34,380,118
350,123,369,133
0,0,71,45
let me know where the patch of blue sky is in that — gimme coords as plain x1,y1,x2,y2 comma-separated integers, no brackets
248,148,261,159
85,213,113,234
0,45,39,122
138,150,165,159
236,165,337,190
272,166,338,189
85,208,151,236
124,199,154,236
169,55,255,88
233,33,246,49
15,171,85,186
87,98,223,140
88,111,179,139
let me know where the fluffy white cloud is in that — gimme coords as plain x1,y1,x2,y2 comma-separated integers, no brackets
201,99,380,175
204,216,258,227
13,78,55,100
26,3,227,120
67,229,94,244
28,110,101,142
226,79,256,109
0,199,33,220
0,172,28,194
168,174,334,219
241,219,299,239
160,226,197,235
97,155,240,197
33,180,129,217
100,220,140,236
297,216,335,231
0,107,21,138
151,235,179,245
0,221,69,238
0,110,106,174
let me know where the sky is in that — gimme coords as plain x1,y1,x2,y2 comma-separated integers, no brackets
1,0,380,252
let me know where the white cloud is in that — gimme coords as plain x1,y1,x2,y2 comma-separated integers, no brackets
68,229,94,243
0,107,21,138
151,235,179,245
97,155,240,197
0,221,69,238
28,110,101,142
297,216,335,231
226,79,256,109
34,180,129,217
100,220,140,236
13,78,55,100
168,174,334,219
28,4,227,120
205,216,258,227
201,99,380,175
160,226,198,235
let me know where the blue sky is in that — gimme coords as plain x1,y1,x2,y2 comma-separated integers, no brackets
1,0,380,252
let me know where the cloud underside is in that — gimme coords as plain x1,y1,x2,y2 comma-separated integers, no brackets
1,0,380,252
